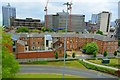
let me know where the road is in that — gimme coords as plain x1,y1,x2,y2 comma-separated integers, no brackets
20,65,117,78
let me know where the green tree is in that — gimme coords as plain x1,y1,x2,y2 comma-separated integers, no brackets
30,29,40,33
65,52,67,58
93,51,97,57
118,40,120,46
114,51,117,56
103,51,108,57
72,52,75,58
54,52,58,59
83,42,98,54
16,26,29,33
41,27,46,32
96,30,103,35
2,32,19,78
46,28,53,32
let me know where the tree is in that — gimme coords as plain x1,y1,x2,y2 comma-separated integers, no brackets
54,52,58,59
103,51,108,57
96,30,103,35
2,31,19,78
118,40,120,46
16,26,29,33
65,52,67,58
41,27,46,32
114,51,117,56
46,28,53,32
72,52,76,58
93,51,97,57
30,29,40,33
82,42,98,54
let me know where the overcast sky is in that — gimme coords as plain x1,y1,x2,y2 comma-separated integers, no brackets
0,0,119,25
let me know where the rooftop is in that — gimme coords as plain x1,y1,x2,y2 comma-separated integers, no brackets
13,33,117,41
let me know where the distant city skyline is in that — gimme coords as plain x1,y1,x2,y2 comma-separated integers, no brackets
0,0,119,26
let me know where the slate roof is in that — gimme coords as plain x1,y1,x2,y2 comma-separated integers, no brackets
14,33,117,41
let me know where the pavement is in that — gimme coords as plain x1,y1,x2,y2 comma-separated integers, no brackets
20,65,118,78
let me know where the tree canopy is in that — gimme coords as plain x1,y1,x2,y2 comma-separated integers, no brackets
16,26,29,33
2,31,19,78
54,52,58,59
103,51,108,57
82,42,98,54
96,30,103,35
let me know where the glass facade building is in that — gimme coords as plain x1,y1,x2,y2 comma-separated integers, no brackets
118,1,120,19
2,3,16,27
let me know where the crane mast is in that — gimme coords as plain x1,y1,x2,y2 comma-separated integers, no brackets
44,0,49,28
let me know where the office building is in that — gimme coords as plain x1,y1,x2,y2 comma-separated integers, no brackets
2,3,16,27
91,14,98,24
45,12,85,32
118,1,120,19
97,11,111,35
10,17,42,30
115,19,120,40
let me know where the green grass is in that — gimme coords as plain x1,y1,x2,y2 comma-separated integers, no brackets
87,58,120,68
14,73,84,78
25,60,87,70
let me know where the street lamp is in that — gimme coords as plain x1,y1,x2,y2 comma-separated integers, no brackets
62,2,71,80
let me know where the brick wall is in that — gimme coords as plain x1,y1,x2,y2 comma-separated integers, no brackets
16,47,64,59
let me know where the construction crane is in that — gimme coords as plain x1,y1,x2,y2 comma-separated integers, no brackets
44,0,49,28
68,1,72,32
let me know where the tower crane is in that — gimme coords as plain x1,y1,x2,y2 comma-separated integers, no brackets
44,0,49,28
68,0,72,31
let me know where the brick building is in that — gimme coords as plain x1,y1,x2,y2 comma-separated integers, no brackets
11,33,118,59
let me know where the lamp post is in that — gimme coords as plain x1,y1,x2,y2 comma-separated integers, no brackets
62,2,71,80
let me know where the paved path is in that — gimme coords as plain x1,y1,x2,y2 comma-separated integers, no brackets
83,59,119,71
20,65,117,78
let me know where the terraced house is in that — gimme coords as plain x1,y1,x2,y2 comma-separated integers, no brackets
11,33,118,59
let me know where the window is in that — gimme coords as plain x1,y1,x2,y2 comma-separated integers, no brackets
46,40,49,47
32,46,35,50
13,48,15,52
32,42,35,45
70,45,72,48
70,39,72,42
60,50,62,54
25,48,28,51
25,41,27,45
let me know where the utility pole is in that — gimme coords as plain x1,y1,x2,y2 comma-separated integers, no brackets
62,2,71,80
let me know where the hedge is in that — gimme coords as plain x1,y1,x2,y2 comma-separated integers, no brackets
78,59,119,76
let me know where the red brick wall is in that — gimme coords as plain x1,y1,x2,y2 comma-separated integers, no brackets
16,43,24,53
16,48,64,59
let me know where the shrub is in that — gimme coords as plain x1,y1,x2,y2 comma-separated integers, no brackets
93,51,97,57
114,51,117,56
72,52,76,58
65,52,67,58
103,51,108,57
82,42,98,54
55,52,58,59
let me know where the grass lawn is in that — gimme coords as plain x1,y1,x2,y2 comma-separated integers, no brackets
26,60,87,70
14,73,84,78
87,58,120,68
